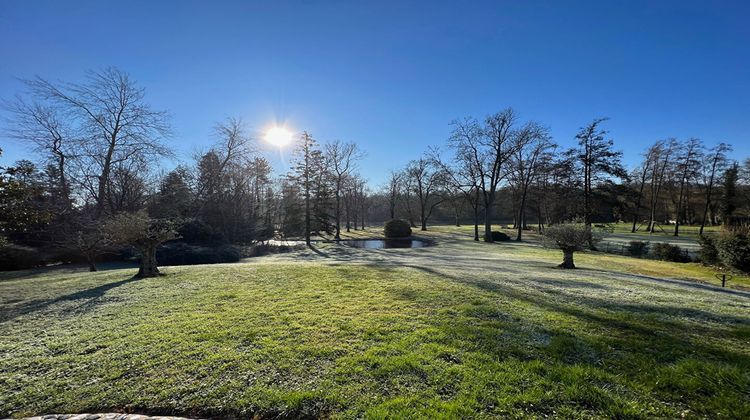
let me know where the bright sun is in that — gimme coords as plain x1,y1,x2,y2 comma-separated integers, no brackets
265,126,293,147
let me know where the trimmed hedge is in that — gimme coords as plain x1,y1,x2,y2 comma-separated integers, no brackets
651,243,690,263
627,240,650,257
384,219,412,238
490,231,511,242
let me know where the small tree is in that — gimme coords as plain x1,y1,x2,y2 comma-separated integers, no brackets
104,211,178,278
543,223,598,269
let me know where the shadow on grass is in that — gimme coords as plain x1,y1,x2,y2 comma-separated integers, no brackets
0,275,139,323
369,263,750,416
424,263,748,362
580,266,750,297
0,261,138,283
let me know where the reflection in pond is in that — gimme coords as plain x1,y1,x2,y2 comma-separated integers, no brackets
342,239,428,249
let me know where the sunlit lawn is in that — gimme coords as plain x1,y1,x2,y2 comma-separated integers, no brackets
1,226,749,418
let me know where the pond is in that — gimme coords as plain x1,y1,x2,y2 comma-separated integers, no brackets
342,239,428,249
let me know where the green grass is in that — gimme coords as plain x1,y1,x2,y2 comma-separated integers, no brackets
607,222,721,238
1,227,749,418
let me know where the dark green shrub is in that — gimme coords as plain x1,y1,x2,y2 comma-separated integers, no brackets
698,235,719,265
178,219,225,244
716,230,750,273
651,243,689,262
627,240,650,257
490,231,511,242
156,242,240,266
0,244,45,270
384,219,412,238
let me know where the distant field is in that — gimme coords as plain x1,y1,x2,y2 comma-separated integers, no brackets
606,222,722,238
1,226,749,418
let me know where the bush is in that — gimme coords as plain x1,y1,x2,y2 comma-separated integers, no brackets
0,244,46,271
697,235,719,265
490,231,511,242
178,219,226,245
384,219,412,238
627,240,650,257
651,243,689,263
543,223,598,269
156,242,241,266
716,230,750,273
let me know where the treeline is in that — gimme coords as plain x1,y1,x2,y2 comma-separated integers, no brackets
373,111,750,242
0,68,375,273
2,68,750,273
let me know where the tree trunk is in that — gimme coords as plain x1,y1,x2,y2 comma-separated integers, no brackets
138,245,160,278
516,191,528,241
558,250,575,269
700,164,717,236
335,189,341,240
484,205,493,242
305,172,311,247
473,204,480,242
87,259,98,272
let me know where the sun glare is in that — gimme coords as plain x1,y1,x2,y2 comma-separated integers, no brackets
265,126,293,147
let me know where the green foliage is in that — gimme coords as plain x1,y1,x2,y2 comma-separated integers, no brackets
543,223,597,252
716,229,750,273
0,160,52,237
0,244,45,270
627,240,650,257
698,235,719,265
103,211,178,248
384,219,412,238
720,163,739,222
177,219,226,245
651,243,689,263
156,243,241,266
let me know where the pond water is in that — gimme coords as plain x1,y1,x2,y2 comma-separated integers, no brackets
342,239,428,249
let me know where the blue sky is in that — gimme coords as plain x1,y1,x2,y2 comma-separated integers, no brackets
1,0,748,184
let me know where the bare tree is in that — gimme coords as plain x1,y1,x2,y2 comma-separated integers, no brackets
630,143,659,232
445,121,485,240
384,170,402,220
405,154,447,231
324,140,361,240
509,122,553,241
673,138,703,236
699,143,731,235
448,110,525,242
3,96,74,211
647,139,677,233
24,68,171,218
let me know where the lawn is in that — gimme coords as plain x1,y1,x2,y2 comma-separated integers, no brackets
1,227,749,418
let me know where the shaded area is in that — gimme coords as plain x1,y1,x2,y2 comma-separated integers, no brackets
0,276,138,323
